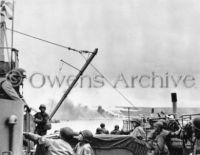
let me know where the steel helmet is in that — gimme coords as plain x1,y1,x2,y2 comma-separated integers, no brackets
6,68,26,86
80,130,93,142
100,123,105,128
60,127,78,140
193,117,200,130
192,117,200,139
132,118,141,126
15,68,26,78
115,125,119,130
10,68,26,78
39,104,46,110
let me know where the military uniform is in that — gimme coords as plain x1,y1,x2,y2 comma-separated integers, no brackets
147,119,181,155
130,126,146,140
24,127,78,155
74,143,94,155
37,137,74,155
111,129,121,135
0,78,22,100
130,118,146,140
95,128,102,134
74,130,94,155
34,112,50,136
101,128,109,134
98,123,109,134
24,133,74,155
111,125,121,135
147,129,170,155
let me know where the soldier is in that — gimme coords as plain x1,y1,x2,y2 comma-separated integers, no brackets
0,68,29,109
192,117,200,154
100,123,109,134
34,104,50,136
0,69,19,100
130,119,146,140
95,127,103,134
6,68,26,98
111,125,121,135
23,127,76,155
147,121,169,155
147,121,180,155
74,130,94,155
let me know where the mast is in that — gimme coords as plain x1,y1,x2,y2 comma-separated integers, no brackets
0,0,16,70
49,48,98,120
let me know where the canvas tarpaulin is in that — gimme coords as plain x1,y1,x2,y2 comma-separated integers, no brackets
91,135,148,155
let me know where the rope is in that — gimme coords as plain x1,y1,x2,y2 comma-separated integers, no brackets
6,27,94,54
49,61,64,114
59,61,64,71
80,53,137,109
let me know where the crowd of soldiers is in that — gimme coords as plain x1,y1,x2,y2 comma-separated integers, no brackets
0,68,179,155
95,118,181,155
24,127,94,155
2,68,200,155
24,103,183,155
25,110,200,155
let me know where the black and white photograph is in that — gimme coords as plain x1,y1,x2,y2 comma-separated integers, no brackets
0,0,200,155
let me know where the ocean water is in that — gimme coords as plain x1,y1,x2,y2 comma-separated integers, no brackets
48,119,123,134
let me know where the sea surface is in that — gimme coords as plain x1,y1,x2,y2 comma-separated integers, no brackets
48,119,123,134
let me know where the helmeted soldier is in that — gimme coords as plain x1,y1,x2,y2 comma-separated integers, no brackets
95,127,103,134
193,117,200,139
192,117,200,154
6,68,26,98
99,123,109,134
34,104,50,136
147,121,169,155
74,130,94,155
24,127,77,155
0,68,26,102
147,121,180,155
130,118,146,140
111,125,121,135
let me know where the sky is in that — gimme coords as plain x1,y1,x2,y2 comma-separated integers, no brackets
5,0,200,110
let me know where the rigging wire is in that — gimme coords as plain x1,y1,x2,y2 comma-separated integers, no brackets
5,25,136,109
49,61,64,114
80,53,137,109
60,59,80,72
59,61,64,71
6,27,94,54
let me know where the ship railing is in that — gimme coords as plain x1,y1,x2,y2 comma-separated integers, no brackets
180,113,200,126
